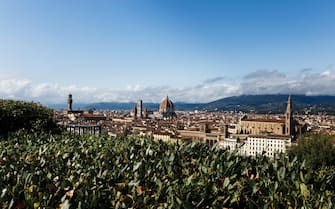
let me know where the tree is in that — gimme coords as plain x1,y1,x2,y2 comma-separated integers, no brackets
0,99,59,136
288,133,335,169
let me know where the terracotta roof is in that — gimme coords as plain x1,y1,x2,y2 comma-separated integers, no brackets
83,114,106,120
241,118,285,123
159,96,174,111
248,135,291,140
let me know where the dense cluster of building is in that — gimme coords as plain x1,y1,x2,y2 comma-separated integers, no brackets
55,94,335,158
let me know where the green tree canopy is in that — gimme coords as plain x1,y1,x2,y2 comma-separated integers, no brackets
1,133,335,208
0,99,58,136
288,133,335,169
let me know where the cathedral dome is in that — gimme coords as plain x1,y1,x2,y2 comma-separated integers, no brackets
159,96,174,113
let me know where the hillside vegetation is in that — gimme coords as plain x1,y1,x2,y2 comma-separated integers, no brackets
201,94,335,114
288,133,335,170
1,132,334,209
0,100,58,136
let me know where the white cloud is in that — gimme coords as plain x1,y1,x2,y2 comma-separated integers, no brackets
1,69,335,104
0,78,31,99
243,69,286,79
28,83,98,103
203,76,226,84
240,69,335,96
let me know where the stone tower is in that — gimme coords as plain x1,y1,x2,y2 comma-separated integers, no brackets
137,99,143,118
285,95,293,136
67,94,73,111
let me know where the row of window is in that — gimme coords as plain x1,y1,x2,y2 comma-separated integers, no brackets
250,143,284,147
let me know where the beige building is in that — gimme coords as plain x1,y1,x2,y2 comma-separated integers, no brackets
178,123,228,145
238,96,294,137
239,118,285,135
153,131,178,143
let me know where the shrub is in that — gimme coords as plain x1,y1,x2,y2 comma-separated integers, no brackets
288,133,335,169
0,100,59,136
0,132,334,208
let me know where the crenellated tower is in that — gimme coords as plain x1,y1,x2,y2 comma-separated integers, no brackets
285,95,293,136
67,94,73,111
137,99,143,118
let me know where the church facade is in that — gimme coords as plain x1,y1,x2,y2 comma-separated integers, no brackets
238,96,295,137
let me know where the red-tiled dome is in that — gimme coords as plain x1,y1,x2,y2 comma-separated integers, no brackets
159,96,174,112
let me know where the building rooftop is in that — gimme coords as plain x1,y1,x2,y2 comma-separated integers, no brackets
241,118,285,123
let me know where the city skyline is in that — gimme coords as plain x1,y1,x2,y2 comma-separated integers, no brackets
0,0,335,104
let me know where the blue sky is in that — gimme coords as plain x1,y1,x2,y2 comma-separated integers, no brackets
0,0,335,103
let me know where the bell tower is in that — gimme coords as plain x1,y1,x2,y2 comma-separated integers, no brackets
67,94,73,111
285,95,293,136
137,99,143,118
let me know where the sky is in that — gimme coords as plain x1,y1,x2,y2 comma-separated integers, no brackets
0,0,335,104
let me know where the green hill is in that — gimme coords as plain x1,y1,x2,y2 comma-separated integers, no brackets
200,94,335,114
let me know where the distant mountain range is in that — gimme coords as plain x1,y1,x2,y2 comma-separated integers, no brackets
84,102,202,111
48,94,335,114
199,94,335,114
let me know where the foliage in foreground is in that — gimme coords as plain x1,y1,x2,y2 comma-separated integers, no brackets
0,100,59,136
288,133,335,170
0,132,335,209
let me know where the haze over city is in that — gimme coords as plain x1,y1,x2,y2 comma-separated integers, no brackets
0,0,335,104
